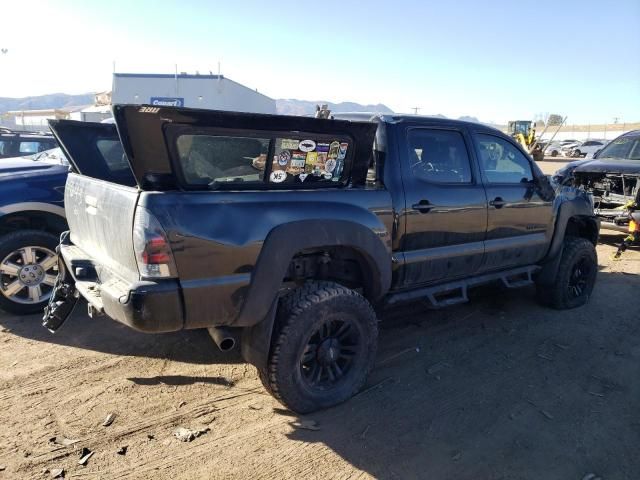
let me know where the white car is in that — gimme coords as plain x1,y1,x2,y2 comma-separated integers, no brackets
560,141,582,156
571,140,608,158
545,140,580,157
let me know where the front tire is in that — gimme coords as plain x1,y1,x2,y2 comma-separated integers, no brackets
259,281,378,413
0,230,59,315
536,237,597,309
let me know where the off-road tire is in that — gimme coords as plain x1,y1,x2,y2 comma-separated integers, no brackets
536,236,597,309
0,230,59,315
258,281,378,413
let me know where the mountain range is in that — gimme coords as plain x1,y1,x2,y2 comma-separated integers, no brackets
275,99,394,116
0,93,95,112
0,93,482,124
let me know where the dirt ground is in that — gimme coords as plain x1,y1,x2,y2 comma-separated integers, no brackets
1,163,639,479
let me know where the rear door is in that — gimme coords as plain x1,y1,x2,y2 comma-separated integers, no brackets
48,121,140,281
472,132,554,271
398,125,488,286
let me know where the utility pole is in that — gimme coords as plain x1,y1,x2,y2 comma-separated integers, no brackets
411,107,420,115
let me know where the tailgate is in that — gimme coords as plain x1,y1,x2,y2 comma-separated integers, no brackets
64,174,140,281
49,120,141,282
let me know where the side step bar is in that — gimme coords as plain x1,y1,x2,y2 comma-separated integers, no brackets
386,265,540,309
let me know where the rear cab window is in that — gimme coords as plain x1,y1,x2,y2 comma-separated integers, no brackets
172,130,352,189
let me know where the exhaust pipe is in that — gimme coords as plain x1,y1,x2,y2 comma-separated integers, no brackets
208,327,238,352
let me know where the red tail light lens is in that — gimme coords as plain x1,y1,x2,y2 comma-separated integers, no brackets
133,207,177,278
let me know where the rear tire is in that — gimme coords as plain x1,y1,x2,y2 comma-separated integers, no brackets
0,230,59,315
258,281,378,413
536,237,597,309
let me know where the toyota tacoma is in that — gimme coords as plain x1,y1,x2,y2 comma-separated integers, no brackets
43,106,599,413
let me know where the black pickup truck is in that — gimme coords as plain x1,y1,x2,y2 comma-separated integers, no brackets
42,106,599,413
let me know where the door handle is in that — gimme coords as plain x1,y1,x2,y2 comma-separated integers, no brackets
412,200,435,213
489,197,506,208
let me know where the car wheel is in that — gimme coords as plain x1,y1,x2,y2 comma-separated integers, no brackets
551,150,558,157
536,236,597,309
573,150,582,158
0,230,59,315
258,281,378,413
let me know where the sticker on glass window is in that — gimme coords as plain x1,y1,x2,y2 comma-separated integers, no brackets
286,152,306,175
270,170,287,183
313,152,328,175
299,139,316,152
281,138,300,150
278,150,291,166
316,142,329,153
328,141,340,159
338,142,348,160
269,137,349,183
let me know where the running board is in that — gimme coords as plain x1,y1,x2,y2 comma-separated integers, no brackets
386,265,540,309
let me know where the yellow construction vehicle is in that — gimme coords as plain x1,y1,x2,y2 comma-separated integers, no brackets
507,115,566,162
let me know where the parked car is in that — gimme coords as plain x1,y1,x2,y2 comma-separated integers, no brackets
571,140,607,158
545,140,579,157
44,106,599,413
560,141,582,157
553,129,640,233
0,123,125,315
0,148,68,314
0,127,57,159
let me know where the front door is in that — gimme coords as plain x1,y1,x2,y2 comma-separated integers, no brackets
472,132,554,272
399,126,488,286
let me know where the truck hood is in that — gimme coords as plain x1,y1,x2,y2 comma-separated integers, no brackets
0,157,68,179
573,158,640,175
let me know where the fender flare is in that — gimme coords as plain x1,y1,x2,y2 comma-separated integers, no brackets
234,219,391,327
537,194,599,285
0,202,66,218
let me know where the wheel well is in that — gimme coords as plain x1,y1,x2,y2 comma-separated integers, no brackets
0,211,67,237
285,246,378,300
565,216,598,245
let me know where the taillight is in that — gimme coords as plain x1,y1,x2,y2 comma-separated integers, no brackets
133,207,177,278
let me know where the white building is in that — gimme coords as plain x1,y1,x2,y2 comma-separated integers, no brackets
111,73,276,114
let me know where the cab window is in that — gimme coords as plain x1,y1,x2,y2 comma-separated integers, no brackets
475,134,533,183
407,129,472,183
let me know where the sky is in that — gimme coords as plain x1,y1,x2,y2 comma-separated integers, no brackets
0,0,639,123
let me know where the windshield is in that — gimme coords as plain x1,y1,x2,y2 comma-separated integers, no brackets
596,134,640,160
26,147,69,165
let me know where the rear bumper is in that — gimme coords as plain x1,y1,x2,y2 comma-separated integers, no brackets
59,242,184,333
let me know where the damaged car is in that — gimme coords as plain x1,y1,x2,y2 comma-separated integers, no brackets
555,130,640,234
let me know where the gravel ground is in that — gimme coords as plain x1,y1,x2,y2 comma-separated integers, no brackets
1,162,639,479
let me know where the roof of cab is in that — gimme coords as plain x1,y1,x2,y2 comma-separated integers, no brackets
332,112,502,133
